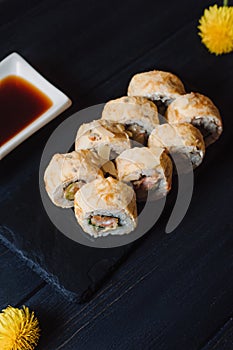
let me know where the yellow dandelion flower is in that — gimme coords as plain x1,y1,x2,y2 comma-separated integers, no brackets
198,4,233,55
0,306,40,350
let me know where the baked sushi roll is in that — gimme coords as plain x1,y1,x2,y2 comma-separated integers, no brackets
148,123,205,169
74,177,137,237
116,147,172,201
101,96,159,145
44,150,103,208
127,70,185,105
75,119,131,158
165,92,223,146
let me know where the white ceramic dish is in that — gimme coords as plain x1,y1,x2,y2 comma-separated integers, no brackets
0,52,72,160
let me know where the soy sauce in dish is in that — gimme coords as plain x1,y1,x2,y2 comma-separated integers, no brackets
0,75,53,146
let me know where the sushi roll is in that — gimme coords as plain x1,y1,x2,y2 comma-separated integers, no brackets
127,70,185,105
75,119,131,158
102,96,159,145
165,92,223,146
148,123,205,169
74,177,137,237
116,147,172,201
44,150,103,208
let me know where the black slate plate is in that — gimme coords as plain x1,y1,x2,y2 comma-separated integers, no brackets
1,0,232,304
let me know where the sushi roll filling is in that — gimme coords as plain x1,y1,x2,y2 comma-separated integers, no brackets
192,117,218,141
126,123,148,144
133,174,160,191
64,181,86,201
88,215,119,231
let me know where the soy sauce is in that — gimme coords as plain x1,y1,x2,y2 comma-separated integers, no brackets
0,75,53,146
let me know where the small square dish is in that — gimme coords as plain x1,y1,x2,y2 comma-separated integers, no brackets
0,52,72,160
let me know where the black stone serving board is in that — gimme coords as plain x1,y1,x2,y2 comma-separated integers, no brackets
1,0,232,304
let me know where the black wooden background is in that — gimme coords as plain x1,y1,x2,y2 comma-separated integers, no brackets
0,0,233,349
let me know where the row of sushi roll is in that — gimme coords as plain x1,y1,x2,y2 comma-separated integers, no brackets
44,70,223,238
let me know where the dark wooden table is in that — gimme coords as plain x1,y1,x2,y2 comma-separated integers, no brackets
1,0,233,349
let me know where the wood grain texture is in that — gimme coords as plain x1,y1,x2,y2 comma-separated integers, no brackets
0,0,216,300
19,210,233,349
202,318,233,350
0,0,233,349
0,243,43,309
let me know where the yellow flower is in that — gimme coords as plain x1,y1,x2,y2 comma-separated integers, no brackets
198,4,233,55
0,306,40,350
